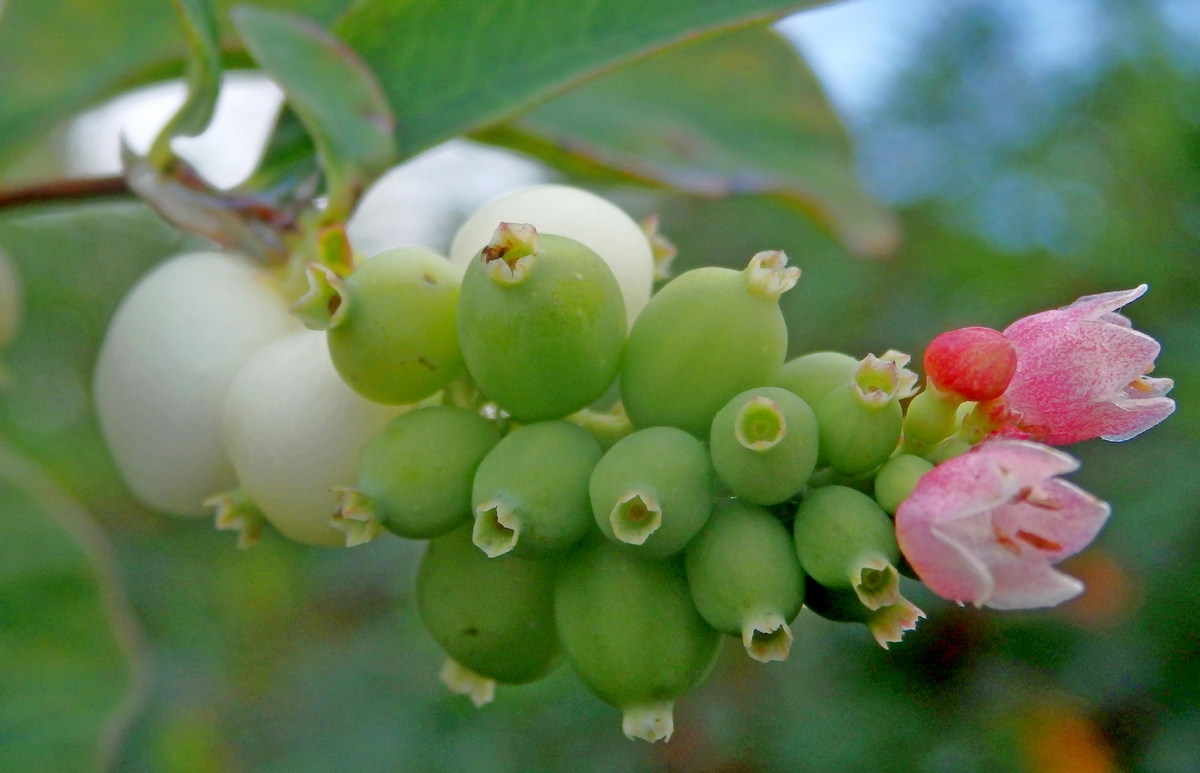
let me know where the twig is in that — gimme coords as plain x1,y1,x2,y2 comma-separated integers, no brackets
0,175,131,210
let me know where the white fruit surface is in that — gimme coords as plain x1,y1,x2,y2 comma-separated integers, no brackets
94,251,300,516
222,330,401,547
0,248,21,349
449,184,654,327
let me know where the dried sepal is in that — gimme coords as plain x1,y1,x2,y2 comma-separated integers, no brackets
622,701,675,743
473,499,520,557
734,396,787,451
205,488,266,549
744,250,801,300
329,487,383,547
291,262,349,330
481,222,538,285
852,351,918,407
741,611,794,663
866,597,925,649
566,402,634,451
439,658,495,708
640,214,678,281
852,555,902,611
609,490,663,545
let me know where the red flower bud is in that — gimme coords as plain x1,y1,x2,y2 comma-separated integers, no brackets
924,326,1018,402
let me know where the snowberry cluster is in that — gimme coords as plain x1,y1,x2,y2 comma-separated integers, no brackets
93,184,1175,743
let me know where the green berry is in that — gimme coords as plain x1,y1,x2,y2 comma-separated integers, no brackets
685,500,804,662
620,252,799,437
816,384,902,476
554,538,721,742
343,406,501,539
472,421,602,558
873,454,934,515
456,224,626,421
773,351,857,408
793,486,903,611
710,387,818,505
418,524,561,685
293,247,465,405
589,427,713,558
815,352,916,475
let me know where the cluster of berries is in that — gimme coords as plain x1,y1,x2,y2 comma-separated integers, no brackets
92,184,1174,743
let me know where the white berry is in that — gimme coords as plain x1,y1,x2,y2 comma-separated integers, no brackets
94,251,299,515
221,330,401,547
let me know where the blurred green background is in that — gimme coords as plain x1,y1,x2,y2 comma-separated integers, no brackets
1,0,1198,771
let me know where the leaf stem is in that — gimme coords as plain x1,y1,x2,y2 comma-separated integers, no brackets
0,176,132,211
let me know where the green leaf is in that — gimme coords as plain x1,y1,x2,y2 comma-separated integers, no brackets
0,0,357,173
0,440,148,773
147,0,223,168
232,5,396,221
334,0,830,157
477,26,897,257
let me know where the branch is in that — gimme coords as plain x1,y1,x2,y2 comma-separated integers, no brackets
0,175,131,210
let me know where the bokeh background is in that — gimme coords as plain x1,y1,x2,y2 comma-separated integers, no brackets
1,0,1198,771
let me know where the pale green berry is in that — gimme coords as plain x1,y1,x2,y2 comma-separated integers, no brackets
419,524,561,685
816,352,917,476
471,421,602,558
95,251,300,516
793,486,905,613
589,427,713,558
346,406,502,539
554,537,721,742
292,246,464,405
449,184,654,328
621,252,798,437
685,500,804,662
773,351,857,408
709,387,818,505
456,224,626,421
873,454,934,515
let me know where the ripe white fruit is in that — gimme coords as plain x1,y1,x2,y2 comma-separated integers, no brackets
222,330,401,547
94,252,299,516
449,184,654,327
0,248,22,351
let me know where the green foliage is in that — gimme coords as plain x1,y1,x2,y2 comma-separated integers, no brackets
481,26,897,257
233,5,397,220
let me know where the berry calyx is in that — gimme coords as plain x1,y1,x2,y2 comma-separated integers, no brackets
481,222,538,285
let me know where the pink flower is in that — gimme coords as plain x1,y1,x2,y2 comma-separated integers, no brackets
999,285,1174,444
895,440,1110,610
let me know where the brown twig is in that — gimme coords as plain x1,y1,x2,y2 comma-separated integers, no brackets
0,175,132,210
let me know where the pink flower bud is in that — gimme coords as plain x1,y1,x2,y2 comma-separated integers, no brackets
895,440,1110,610
1000,285,1174,444
923,326,1017,402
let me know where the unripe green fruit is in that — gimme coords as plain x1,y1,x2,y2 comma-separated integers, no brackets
685,500,804,662
222,331,400,546
710,387,818,505
773,351,857,408
95,251,300,516
621,252,797,437
352,406,501,539
793,486,902,611
816,383,903,475
554,538,721,742
873,454,934,515
316,247,464,404
589,427,713,558
457,227,626,421
419,524,561,685
449,184,654,328
472,421,602,558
